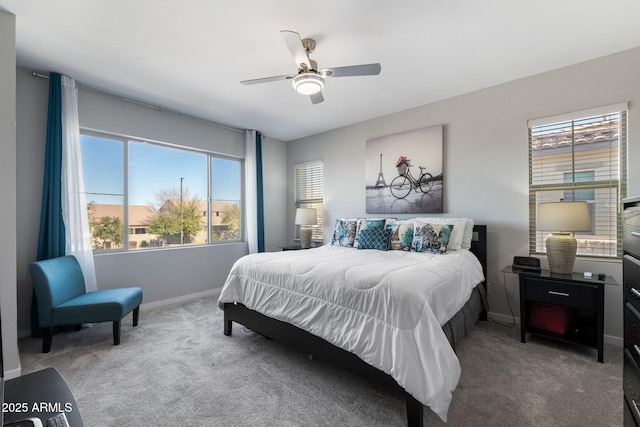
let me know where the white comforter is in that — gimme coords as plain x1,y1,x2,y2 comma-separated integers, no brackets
217,245,485,421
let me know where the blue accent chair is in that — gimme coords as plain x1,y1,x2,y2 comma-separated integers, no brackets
29,255,143,353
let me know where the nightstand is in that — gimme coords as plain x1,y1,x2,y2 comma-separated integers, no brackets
503,266,617,363
280,245,304,251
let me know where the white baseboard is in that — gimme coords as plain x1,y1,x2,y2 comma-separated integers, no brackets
18,288,223,339
140,288,221,311
604,334,623,347
5,365,22,380
487,311,520,325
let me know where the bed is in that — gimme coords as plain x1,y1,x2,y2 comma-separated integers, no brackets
218,218,487,426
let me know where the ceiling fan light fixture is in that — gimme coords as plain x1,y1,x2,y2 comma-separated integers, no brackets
292,73,324,95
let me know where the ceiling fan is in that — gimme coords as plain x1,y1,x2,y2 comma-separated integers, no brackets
240,30,381,104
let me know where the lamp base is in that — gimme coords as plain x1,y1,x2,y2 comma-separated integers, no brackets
546,232,577,275
300,227,312,249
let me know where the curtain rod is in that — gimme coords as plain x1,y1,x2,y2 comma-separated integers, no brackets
31,71,246,135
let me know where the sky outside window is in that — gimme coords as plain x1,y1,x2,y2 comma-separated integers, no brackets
211,157,241,202
128,141,207,206
80,135,123,205
81,136,241,206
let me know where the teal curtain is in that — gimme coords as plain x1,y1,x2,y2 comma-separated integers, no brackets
36,72,65,260
32,72,65,336
255,131,265,252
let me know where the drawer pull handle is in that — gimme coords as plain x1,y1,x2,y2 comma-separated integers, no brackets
632,231,640,237
548,291,569,297
632,399,640,423
635,345,640,358
632,288,640,298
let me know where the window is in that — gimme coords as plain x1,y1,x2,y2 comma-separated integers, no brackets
210,157,242,242
528,103,627,258
81,134,124,251
294,161,324,242
81,131,242,252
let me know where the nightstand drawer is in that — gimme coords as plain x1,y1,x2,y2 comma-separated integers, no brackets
524,278,597,310
625,255,640,311
625,398,639,427
624,206,640,259
625,348,640,421
626,302,640,367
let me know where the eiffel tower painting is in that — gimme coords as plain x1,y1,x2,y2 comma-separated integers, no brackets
375,153,386,188
366,125,443,214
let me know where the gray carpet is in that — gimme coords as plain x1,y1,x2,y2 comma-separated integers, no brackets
18,293,622,426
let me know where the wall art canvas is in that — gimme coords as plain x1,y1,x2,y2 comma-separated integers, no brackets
366,125,443,214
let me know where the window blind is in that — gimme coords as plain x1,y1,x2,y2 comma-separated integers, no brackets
295,160,324,241
528,104,627,258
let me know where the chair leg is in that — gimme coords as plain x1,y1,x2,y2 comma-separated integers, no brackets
42,327,52,353
113,320,121,345
132,306,140,326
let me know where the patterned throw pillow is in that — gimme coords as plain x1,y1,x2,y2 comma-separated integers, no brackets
331,219,358,247
386,221,414,251
415,217,473,251
357,228,391,251
353,218,386,248
410,222,454,254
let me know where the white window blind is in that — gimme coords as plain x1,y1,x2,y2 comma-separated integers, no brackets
529,103,627,258
295,160,324,242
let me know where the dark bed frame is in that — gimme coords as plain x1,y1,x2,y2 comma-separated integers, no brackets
223,225,487,427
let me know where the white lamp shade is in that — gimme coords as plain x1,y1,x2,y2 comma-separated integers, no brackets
537,201,591,232
295,208,317,226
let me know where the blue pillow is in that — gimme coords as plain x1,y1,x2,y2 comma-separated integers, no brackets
357,228,391,251
354,218,386,248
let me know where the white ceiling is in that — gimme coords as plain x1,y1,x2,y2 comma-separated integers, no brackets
2,1,640,141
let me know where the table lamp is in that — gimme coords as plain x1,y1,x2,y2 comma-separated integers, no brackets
537,200,591,274
295,208,317,249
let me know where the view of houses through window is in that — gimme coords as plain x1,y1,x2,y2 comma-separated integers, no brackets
81,132,242,252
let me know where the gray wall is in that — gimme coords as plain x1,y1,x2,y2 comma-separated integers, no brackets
287,46,640,344
15,66,288,335
0,9,20,378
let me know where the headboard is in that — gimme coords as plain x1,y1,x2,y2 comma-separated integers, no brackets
470,224,487,287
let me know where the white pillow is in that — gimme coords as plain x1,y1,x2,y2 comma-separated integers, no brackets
460,219,475,250
414,217,474,250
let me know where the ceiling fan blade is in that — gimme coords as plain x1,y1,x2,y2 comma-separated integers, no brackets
310,91,324,105
240,74,295,85
280,30,311,70
320,63,381,78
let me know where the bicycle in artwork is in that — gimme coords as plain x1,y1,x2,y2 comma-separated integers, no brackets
389,157,434,199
